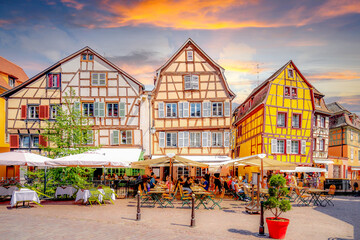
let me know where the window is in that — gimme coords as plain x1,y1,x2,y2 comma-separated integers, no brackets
350,130,354,140
277,112,286,127
184,75,199,90
50,105,59,119
121,130,132,144
88,54,94,60
212,102,223,116
350,148,354,160
82,103,94,117
291,88,297,98
313,139,316,151
186,50,194,61
291,141,299,154
277,140,285,154
8,77,15,88
178,166,189,178
81,53,94,61
284,87,290,97
111,130,119,145
28,105,39,119
166,133,177,147
21,135,30,148
212,132,223,147
196,167,207,177
237,126,242,137
315,98,321,106
319,139,324,151
190,103,201,117
287,68,294,79
47,73,60,88
107,103,119,117
32,135,39,148
292,114,301,128
190,132,201,147
91,73,106,86
166,103,177,117
84,130,93,145
179,102,189,118
320,116,325,128
82,54,87,61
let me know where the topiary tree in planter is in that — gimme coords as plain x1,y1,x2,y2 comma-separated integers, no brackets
263,174,292,239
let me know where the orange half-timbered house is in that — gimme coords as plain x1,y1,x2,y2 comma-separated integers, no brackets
1,47,145,160
151,39,235,179
232,61,314,166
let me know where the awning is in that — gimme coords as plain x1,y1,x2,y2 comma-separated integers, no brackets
314,159,334,164
152,155,231,164
351,167,360,171
132,155,208,168
225,155,297,170
281,167,327,173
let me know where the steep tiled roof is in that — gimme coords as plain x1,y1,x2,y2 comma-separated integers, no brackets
327,102,349,114
328,102,360,130
0,56,28,90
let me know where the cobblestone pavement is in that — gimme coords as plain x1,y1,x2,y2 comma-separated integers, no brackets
0,196,358,240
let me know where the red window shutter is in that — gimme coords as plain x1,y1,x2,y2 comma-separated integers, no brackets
48,74,53,88
21,105,27,119
39,135,48,147
10,135,19,148
45,105,50,119
57,74,60,88
39,105,45,119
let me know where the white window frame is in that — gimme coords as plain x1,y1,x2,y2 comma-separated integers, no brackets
107,103,119,117
277,113,286,127
224,132,230,147
319,139,324,151
186,50,194,61
82,103,94,117
166,103,177,118
212,132,223,147
31,135,39,148
91,73,106,86
166,132,177,147
212,102,223,117
50,105,59,119
291,140,299,154
8,77,15,88
184,75,199,90
190,132,201,147
21,135,30,148
287,68,294,79
121,130,132,145
277,140,285,154
190,103,201,117
28,105,39,119
292,114,301,128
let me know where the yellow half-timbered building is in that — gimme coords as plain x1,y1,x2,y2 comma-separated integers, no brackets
232,61,314,165
151,39,235,179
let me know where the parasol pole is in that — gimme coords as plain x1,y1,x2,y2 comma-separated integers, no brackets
166,153,175,182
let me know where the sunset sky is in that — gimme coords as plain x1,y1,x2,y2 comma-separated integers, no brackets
0,0,359,114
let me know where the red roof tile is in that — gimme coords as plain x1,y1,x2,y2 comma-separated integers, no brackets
0,56,28,90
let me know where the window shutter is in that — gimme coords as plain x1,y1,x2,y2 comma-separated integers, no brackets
94,102,99,117
99,73,106,85
99,102,105,117
184,132,189,147
87,130,93,145
9,135,19,148
183,102,189,117
202,102,207,117
286,140,291,154
271,139,277,154
57,74,61,88
301,140,306,155
92,73,98,85
191,75,199,89
45,105,49,119
21,105,27,119
73,101,80,113
224,132,230,147
158,102,164,118
184,75,191,90
39,135,48,147
203,102,211,117
224,102,230,117
202,132,208,147
206,102,211,117
178,132,184,148
325,117,329,128
48,74,53,88
119,102,126,117
39,105,45,119
112,130,119,145
159,132,165,148
179,102,183,118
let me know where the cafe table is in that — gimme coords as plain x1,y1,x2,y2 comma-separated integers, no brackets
148,189,166,207
55,186,77,198
307,188,328,207
75,188,116,204
10,188,41,208
193,191,213,209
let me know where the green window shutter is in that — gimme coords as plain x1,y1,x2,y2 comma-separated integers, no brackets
112,130,119,145
119,102,126,117
99,102,105,117
94,102,99,117
73,101,80,113
87,130,93,145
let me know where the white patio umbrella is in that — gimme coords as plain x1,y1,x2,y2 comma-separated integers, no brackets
281,167,327,173
0,151,48,166
45,152,127,167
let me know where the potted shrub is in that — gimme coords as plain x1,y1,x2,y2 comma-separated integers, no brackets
263,174,292,239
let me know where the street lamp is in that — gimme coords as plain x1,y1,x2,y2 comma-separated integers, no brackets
150,127,156,135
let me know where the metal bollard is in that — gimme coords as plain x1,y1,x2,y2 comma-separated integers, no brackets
259,201,265,235
191,193,195,227
136,191,141,221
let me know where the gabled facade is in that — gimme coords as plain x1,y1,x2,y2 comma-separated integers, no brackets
151,39,235,179
232,61,314,165
312,89,331,163
327,102,360,179
1,47,144,153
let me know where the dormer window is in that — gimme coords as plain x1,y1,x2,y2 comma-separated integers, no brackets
287,68,294,79
184,75,199,90
8,77,15,88
186,50,194,61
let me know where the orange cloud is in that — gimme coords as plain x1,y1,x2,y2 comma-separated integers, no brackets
219,59,268,74
117,63,155,85
61,0,84,10
309,71,360,81
0,19,10,27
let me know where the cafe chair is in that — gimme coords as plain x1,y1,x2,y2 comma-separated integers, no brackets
162,185,178,208
210,189,225,210
295,187,310,206
138,185,154,207
321,185,336,207
179,186,192,208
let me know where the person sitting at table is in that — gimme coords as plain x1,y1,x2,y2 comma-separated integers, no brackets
199,176,209,191
150,173,156,188
123,173,129,181
182,177,192,194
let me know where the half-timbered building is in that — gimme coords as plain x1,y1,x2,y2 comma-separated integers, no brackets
150,38,236,179
232,61,314,166
1,47,145,166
